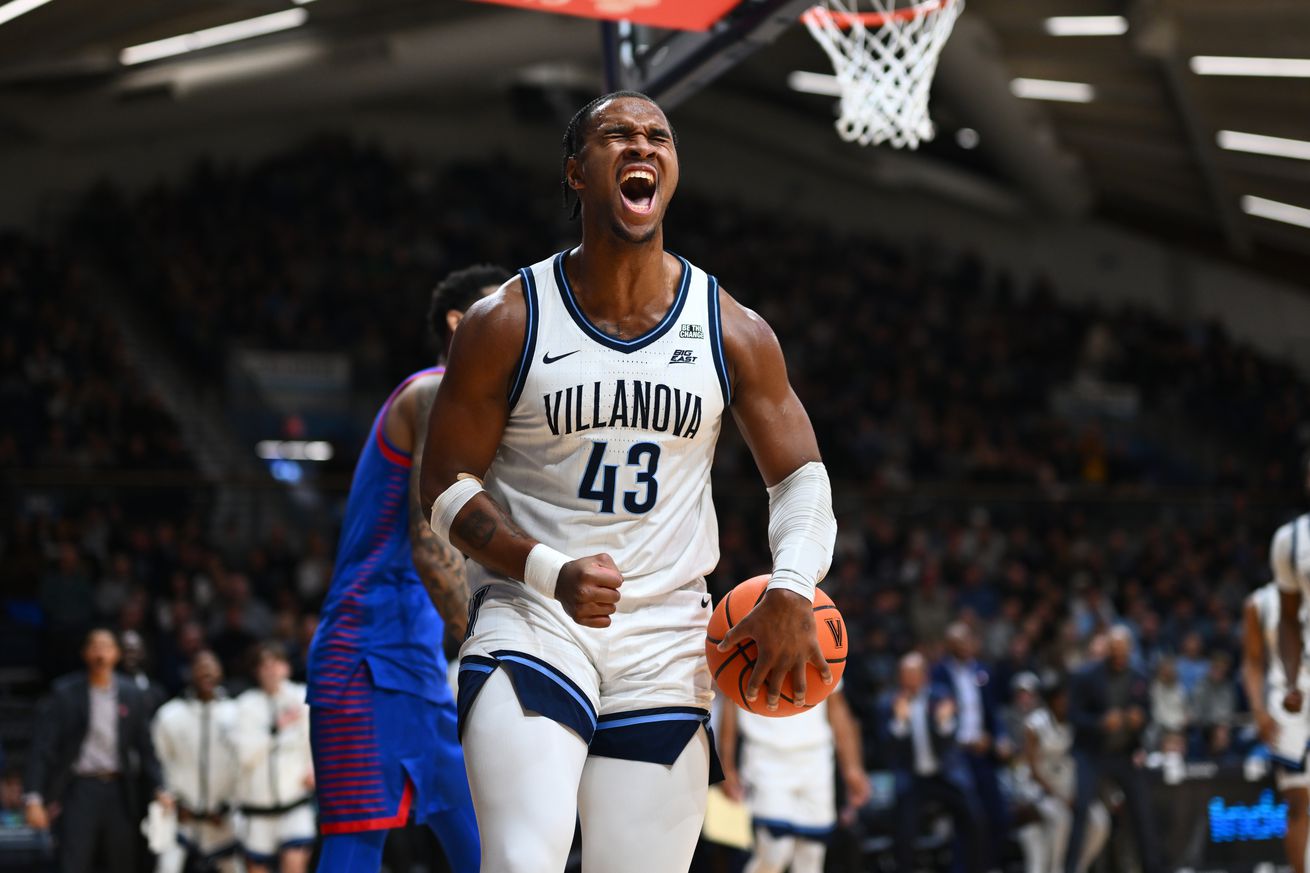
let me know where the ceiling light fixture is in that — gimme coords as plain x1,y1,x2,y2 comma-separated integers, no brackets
120,8,308,66
1043,16,1128,37
0,0,54,28
1010,78,1095,103
1241,195,1310,230
1218,130,1310,162
787,70,843,97
1190,56,1310,77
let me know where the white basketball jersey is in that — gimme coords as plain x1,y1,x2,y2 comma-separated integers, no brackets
1273,514,1310,597
470,250,729,600
738,698,833,754
1250,581,1310,693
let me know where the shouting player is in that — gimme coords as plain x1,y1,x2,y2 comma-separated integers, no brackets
421,91,837,873
306,265,507,873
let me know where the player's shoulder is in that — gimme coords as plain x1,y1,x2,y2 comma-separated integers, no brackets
451,275,529,351
155,697,185,721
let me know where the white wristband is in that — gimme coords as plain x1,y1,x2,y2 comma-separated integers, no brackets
429,477,485,541
524,543,571,600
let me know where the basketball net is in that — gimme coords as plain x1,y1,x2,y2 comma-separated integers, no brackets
801,0,963,149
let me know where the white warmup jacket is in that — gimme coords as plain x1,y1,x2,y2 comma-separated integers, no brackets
152,692,240,816
231,682,313,811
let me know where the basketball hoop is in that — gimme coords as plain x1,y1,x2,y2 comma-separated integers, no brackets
801,0,963,149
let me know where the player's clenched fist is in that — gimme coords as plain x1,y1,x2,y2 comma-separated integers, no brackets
556,554,623,628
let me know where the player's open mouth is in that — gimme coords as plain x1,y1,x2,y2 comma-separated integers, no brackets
619,165,657,216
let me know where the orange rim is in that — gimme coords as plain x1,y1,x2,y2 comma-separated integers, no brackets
801,0,948,28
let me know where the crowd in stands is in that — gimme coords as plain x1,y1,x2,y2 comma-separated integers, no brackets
0,233,193,473
3,139,1309,872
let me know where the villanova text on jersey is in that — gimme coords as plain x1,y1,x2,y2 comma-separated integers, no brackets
542,380,705,440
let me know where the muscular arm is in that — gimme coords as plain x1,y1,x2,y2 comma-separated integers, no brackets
716,702,743,800
400,376,470,650
715,289,831,709
418,282,622,627
1242,600,1268,717
827,689,870,810
1279,589,1303,706
419,283,538,581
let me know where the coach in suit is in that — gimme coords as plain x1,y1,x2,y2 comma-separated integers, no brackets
24,628,172,873
933,622,1012,871
880,652,981,873
1065,626,1162,873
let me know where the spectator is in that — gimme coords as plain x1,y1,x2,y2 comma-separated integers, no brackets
1065,626,1162,873
933,622,1011,870
22,628,172,873
152,650,240,873
232,643,314,873
119,629,166,715
1149,657,1189,748
880,652,980,873
1175,632,1208,694
1190,653,1237,739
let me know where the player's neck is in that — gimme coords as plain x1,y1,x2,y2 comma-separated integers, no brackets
571,231,670,316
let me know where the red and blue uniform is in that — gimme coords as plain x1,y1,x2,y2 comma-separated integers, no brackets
307,367,478,873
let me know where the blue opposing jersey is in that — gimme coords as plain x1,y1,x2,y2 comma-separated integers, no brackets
308,368,453,708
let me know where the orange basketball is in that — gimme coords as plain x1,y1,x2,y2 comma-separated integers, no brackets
705,574,847,717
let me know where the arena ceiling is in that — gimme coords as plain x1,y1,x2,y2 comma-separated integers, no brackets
1,0,1308,273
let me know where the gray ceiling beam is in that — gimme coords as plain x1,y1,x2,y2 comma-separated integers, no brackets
1128,0,1251,255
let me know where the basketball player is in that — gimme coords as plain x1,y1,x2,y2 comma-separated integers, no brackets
1273,450,1310,701
1249,578,1310,870
152,650,240,873
717,686,869,873
306,265,506,873
233,644,315,873
420,91,838,873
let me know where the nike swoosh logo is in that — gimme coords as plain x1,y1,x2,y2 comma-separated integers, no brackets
542,350,580,365
701,596,710,609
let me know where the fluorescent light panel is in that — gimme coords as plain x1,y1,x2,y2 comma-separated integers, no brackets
1241,195,1310,230
255,440,334,462
120,8,307,66
788,70,842,97
1190,56,1310,77
1043,16,1128,37
0,0,53,27
1010,77,1095,103
1218,130,1310,162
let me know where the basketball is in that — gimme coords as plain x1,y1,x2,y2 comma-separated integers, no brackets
705,574,847,717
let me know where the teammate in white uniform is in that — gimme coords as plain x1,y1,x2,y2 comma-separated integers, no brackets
233,644,316,873
717,686,868,873
1018,682,1108,873
1272,454,1310,688
420,91,837,873
1243,580,1310,873
152,650,241,873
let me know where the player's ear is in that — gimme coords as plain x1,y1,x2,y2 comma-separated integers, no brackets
446,309,462,336
566,155,585,192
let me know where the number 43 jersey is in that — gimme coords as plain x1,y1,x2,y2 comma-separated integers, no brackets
472,249,730,602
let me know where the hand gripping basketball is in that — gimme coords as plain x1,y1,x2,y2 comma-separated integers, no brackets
716,587,833,712
556,553,623,628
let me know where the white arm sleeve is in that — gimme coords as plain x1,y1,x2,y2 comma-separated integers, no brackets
765,461,837,602
1273,522,1298,594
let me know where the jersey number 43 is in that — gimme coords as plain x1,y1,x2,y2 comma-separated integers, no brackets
578,441,661,514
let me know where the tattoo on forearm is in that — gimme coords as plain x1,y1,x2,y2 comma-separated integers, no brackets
457,509,498,549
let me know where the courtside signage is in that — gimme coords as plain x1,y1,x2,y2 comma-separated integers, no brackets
468,0,742,31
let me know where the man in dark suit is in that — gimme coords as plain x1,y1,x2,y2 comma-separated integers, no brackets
880,652,981,873
932,622,1012,871
1065,626,1162,873
23,627,173,873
